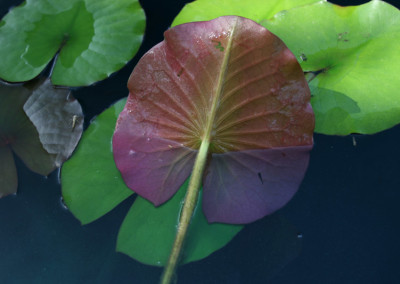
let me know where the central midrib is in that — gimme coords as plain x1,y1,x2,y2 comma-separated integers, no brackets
202,18,237,146
160,18,239,284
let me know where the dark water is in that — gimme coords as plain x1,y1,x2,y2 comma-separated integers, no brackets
1,0,400,283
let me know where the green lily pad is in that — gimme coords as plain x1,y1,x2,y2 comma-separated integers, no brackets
171,0,319,27
117,179,243,266
262,0,400,134
0,82,57,197
0,0,145,86
61,98,133,225
61,97,243,265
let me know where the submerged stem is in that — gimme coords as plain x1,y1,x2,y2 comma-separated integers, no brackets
160,139,210,284
161,19,236,284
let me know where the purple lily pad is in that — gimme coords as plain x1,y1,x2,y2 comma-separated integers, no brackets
203,145,312,224
113,128,196,205
113,16,314,224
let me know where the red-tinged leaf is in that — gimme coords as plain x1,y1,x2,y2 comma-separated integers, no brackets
203,145,312,224
113,16,314,224
112,133,196,205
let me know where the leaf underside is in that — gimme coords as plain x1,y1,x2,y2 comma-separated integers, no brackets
24,79,83,167
113,16,314,224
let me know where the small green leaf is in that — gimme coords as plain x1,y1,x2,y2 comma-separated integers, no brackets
262,0,400,134
0,0,145,86
61,98,133,224
171,0,319,27
61,97,242,264
117,179,243,266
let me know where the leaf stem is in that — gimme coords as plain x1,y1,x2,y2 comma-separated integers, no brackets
160,139,210,284
161,20,236,284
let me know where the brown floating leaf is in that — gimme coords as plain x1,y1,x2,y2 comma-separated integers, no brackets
24,79,83,167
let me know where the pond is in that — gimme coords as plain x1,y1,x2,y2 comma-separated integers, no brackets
1,0,400,283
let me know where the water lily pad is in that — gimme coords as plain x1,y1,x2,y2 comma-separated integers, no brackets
0,0,145,86
172,0,319,27
24,79,83,167
61,98,133,225
262,0,400,134
117,179,243,266
113,16,314,224
0,82,57,197
61,98,243,265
